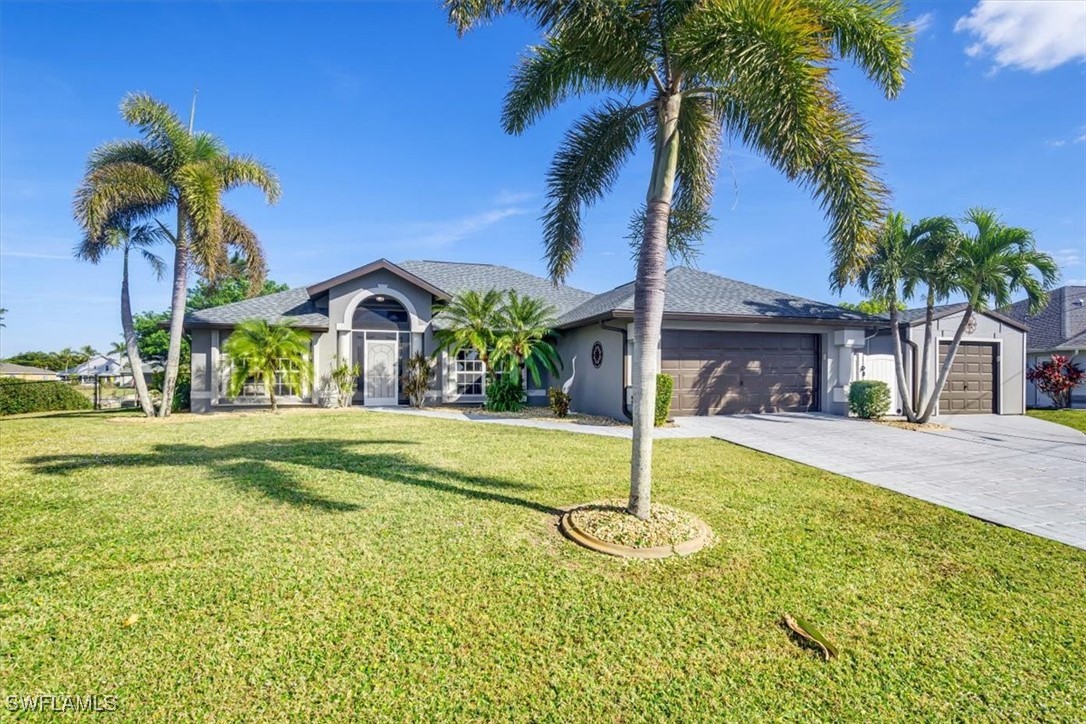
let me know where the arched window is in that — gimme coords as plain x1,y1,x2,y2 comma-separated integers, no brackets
352,297,410,331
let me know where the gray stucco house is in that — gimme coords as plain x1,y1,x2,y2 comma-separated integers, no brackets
185,258,879,418
862,304,1028,416
1003,285,1086,409
184,259,881,418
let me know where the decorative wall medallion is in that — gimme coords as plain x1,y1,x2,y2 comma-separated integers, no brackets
965,316,978,334
591,341,604,368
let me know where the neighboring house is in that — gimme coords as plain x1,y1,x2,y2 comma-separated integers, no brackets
60,354,125,384
1003,285,1086,409
861,304,1027,416
0,362,60,380
185,258,876,417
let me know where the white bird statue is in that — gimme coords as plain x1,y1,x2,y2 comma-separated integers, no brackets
562,356,577,394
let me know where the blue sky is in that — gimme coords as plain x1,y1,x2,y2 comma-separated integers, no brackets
1,0,1084,356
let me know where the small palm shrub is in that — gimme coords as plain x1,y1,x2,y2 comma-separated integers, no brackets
324,362,360,408
654,373,674,426
486,375,524,412
401,353,432,408
223,320,313,412
548,387,571,418
0,379,93,415
849,380,891,419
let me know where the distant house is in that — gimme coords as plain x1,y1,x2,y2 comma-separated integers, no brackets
1004,285,1086,409
0,362,59,381
60,354,125,385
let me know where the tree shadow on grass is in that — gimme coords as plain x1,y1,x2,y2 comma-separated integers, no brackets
26,438,560,515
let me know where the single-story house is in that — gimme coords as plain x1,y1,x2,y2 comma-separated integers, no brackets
0,362,60,380
60,354,125,385
185,258,880,417
1003,285,1086,409
861,304,1027,416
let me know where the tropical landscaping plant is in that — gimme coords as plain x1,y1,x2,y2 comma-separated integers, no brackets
432,290,504,380
848,380,891,419
75,220,168,417
1027,355,1085,410
547,387,571,418
222,320,312,412
484,375,525,412
401,352,433,408
447,0,911,519
73,93,281,417
494,290,562,387
324,361,361,408
654,373,674,427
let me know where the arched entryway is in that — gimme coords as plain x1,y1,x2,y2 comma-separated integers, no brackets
350,296,413,405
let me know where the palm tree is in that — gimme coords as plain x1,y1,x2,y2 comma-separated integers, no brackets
74,92,281,417
494,290,562,388
0,308,7,327
432,289,504,378
76,221,169,417
915,208,1057,423
856,212,955,422
448,0,911,519
108,340,128,358
222,320,312,413
58,347,79,374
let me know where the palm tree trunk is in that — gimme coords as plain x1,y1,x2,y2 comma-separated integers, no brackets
159,208,188,417
120,247,155,417
888,301,917,422
917,288,935,410
917,305,974,423
629,92,682,521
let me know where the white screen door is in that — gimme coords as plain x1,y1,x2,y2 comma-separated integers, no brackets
364,338,398,406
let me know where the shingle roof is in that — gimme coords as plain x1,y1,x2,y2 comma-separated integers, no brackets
895,302,1029,332
0,362,58,376
557,266,872,327
1002,285,1086,350
186,288,329,329
398,260,595,315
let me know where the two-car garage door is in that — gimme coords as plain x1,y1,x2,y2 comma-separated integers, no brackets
661,330,819,415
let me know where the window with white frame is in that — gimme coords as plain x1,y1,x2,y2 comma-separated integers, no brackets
455,350,485,396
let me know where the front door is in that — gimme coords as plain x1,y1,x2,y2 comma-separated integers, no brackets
364,338,399,406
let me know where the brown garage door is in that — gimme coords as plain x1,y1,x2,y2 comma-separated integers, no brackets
660,331,819,415
939,341,997,414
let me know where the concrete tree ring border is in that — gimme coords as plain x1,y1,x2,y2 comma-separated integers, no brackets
558,502,713,559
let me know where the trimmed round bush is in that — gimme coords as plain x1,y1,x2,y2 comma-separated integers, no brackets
849,380,891,419
0,379,93,416
655,373,674,426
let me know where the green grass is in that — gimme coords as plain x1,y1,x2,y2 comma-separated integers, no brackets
2,409,1084,720
1028,408,1086,434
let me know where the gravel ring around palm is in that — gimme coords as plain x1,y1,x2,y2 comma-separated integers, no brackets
560,500,714,559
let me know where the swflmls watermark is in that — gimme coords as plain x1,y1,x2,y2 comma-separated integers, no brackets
6,694,118,713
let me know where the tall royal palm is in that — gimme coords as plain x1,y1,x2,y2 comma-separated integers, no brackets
75,221,169,417
916,207,1057,422
74,93,280,416
449,0,912,518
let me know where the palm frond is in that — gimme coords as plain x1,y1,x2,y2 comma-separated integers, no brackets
543,99,652,281
139,247,168,280
73,162,173,237
221,210,267,295
216,154,282,204
86,139,165,175
119,92,193,158
176,161,225,278
803,0,912,98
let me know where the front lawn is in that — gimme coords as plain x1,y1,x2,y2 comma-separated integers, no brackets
1028,408,1086,434
2,409,1083,719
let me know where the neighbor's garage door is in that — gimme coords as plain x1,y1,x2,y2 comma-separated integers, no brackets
939,341,997,414
660,331,819,415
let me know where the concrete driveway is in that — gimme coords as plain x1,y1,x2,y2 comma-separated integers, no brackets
675,413,1086,550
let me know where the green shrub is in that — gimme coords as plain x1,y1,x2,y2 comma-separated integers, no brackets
547,387,571,418
849,380,891,419
655,373,674,426
0,378,93,415
485,375,524,412
401,353,432,408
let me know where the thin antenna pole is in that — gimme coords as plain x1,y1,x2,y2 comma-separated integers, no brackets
188,87,198,134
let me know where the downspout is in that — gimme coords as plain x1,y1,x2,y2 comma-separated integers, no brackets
600,319,632,420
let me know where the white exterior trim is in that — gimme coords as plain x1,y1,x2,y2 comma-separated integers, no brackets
340,284,426,333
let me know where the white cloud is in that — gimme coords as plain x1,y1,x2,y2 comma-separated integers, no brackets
395,207,527,248
955,1,1086,72
0,249,73,260
1046,127,1086,147
911,12,935,35
1051,247,1084,268
492,189,535,205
